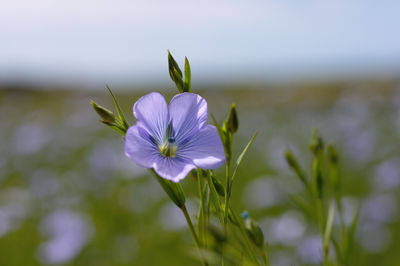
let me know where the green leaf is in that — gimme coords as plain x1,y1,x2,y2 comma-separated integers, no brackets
231,132,258,182
207,170,224,223
210,113,224,140
289,194,315,217
173,68,184,92
150,169,186,208
183,57,191,92
323,201,335,252
210,113,231,161
331,237,344,264
106,85,130,130
345,202,361,262
211,175,225,197
101,121,127,136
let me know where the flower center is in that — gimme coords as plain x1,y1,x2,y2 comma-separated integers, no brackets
159,122,177,157
159,141,177,157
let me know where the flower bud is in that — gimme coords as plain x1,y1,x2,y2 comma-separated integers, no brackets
168,51,184,93
327,143,339,164
309,127,324,155
91,101,116,123
241,211,264,248
284,148,307,182
211,175,225,197
327,143,340,195
223,103,239,134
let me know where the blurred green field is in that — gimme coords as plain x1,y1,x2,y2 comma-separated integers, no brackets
0,81,399,266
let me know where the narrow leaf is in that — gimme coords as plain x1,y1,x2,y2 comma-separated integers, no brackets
184,56,191,92
210,113,224,140
210,113,230,162
331,237,344,264
207,170,224,223
101,121,127,136
150,169,185,208
289,194,315,217
173,68,184,92
231,132,258,182
106,85,130,130
345,201,361,262
323,201,335,252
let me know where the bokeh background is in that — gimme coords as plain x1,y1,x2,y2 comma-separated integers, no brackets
1,1,400,265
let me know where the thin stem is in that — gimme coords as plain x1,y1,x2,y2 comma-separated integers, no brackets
197,172,206,248
223,160,231,226
181,205,207,266
260,246,269,266
230,208,261,265
222,160,231,266
315,199,328,266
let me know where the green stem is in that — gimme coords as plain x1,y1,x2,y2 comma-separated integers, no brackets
197,172,206,248
315,198,328,266
260,246,269,266
337,197,347,266
181,205,207,266
230,209,260,265
222,160,231,266
223,160,231,226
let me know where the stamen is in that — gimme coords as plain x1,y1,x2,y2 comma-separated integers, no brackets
159,141,177,158
159,122,177,157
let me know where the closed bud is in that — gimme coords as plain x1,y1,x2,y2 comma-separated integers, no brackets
168,51,184,93
327,143,339,164
223,103,239,134
284,148,300,172
327,143,340,195
212,175,225,197
242,211,264,248
91,101,116,123
284,148,308,186
309,127,324,155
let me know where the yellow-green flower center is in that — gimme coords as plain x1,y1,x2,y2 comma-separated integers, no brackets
159,140,177,157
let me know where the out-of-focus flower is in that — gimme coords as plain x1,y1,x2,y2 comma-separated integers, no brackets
125,92,225,182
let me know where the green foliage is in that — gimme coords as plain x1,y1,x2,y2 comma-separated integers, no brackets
168,51,191,93
1,63,399,266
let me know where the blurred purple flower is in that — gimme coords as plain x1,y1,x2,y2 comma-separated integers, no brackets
125,92,225,182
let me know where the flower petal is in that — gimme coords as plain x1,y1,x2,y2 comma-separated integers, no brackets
154,157,196,182
168,93,207,144
125,125,160,168
133,92,168,143
178,125,225,169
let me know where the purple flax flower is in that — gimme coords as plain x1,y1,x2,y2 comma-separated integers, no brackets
125,92,225,182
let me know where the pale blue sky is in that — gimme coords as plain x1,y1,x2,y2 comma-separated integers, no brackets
1,0,400,88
